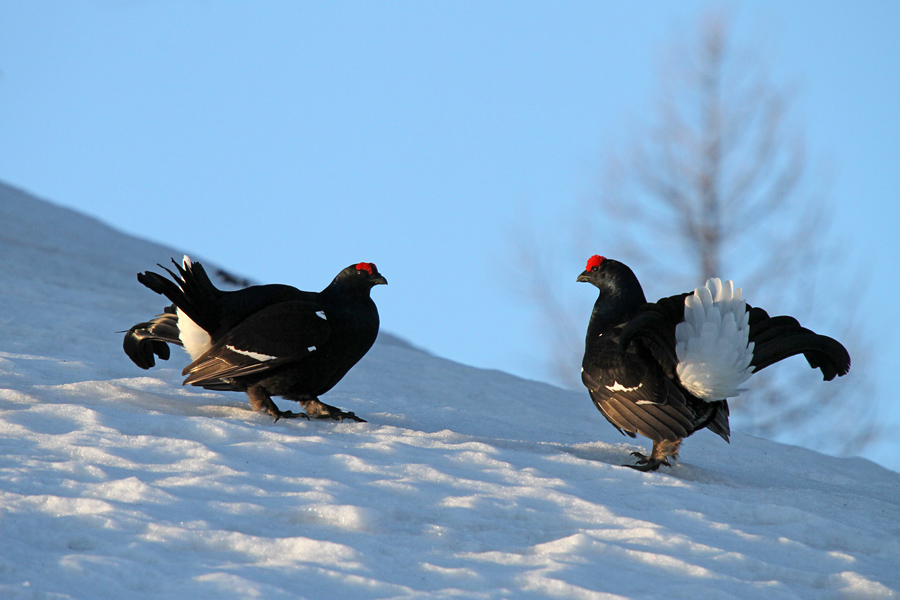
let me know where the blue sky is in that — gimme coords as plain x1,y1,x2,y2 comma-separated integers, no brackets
1,2,898,457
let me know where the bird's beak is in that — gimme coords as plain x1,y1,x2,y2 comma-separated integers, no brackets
576,271,590,283
372,275,388,286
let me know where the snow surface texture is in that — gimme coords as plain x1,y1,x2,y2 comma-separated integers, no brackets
675,278,755,401
1,181,898,599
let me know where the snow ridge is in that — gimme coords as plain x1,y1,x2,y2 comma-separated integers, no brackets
675,277,755,401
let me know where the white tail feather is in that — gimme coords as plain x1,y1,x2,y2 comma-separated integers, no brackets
675,278,754,401
174,256,210,360
176,307,211,361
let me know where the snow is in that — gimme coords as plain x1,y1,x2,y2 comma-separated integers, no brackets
1,181,898,599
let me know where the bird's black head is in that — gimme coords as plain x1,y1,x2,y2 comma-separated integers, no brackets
333,262,388,290
577,255,646,306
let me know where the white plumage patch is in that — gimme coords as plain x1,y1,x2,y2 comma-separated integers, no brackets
606,382,642,393
226,345,277,362
174,256,210,361
176,307,211,361
316,311,327,320
675,278,754,402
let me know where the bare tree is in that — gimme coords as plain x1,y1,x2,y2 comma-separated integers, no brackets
519,12,877,456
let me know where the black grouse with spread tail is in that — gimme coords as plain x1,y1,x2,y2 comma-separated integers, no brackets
124,257,386,421
577,255,850,471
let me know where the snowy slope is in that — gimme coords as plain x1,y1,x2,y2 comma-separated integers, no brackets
0,181,898,600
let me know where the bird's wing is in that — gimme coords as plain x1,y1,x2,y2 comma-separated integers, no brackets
583,354,695,443
181,300,331,387
617,293,691,375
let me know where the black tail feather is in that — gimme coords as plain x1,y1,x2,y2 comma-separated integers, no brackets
704,401,731,443
748,306,851,380
136,259,222,333
123,308,182,369
126,258,223,370
136,270,184,306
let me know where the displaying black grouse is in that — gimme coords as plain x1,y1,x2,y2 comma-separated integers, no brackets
577,255,850,471
124,257,386,422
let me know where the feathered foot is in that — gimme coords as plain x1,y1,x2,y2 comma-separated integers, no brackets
296,397,367,423
247,385,310,422
625,439,681,472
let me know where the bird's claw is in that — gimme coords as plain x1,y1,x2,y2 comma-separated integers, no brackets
624,452,671,471
299,399,366,423
271,409,311,423
312,408,366,423
335,410,367,423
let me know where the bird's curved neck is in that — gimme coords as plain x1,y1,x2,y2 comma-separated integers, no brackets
587,285,646,334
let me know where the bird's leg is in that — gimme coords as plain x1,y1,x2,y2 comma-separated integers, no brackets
288,395,366,423
246,384,309,422
626,439,682,472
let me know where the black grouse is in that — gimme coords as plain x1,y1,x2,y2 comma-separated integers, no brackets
577,255,850,471
124,257,386,422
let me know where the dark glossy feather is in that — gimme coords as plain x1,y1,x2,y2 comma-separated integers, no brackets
578,256,849,470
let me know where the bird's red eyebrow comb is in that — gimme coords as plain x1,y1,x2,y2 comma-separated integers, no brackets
356,262,374,275
586,255,605,270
